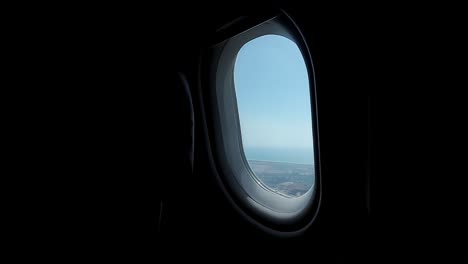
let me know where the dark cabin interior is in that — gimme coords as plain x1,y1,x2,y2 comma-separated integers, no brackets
17,1,466,262
27,1,371,261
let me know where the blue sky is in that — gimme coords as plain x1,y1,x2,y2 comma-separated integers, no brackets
234,34,314,156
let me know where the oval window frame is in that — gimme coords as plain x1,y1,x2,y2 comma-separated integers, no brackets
199,11,321,236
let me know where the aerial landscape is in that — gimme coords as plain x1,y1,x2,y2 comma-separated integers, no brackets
248,160,314,197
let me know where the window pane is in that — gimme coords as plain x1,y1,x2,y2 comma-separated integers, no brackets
234,35,314,197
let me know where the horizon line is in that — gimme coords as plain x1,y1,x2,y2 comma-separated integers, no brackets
247,159,314,166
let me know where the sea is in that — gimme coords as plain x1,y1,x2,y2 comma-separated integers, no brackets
244,147,315,165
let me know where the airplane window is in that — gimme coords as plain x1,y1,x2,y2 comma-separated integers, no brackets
234,35,314,197
204,13,320,233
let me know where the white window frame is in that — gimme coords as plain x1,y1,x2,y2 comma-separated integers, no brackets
199,11,321,235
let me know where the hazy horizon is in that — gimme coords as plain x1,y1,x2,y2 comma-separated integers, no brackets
244,146,314,165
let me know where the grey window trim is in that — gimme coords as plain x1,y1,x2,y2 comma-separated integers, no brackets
198,10,322,235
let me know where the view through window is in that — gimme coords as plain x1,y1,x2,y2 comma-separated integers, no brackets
234,34,315,197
